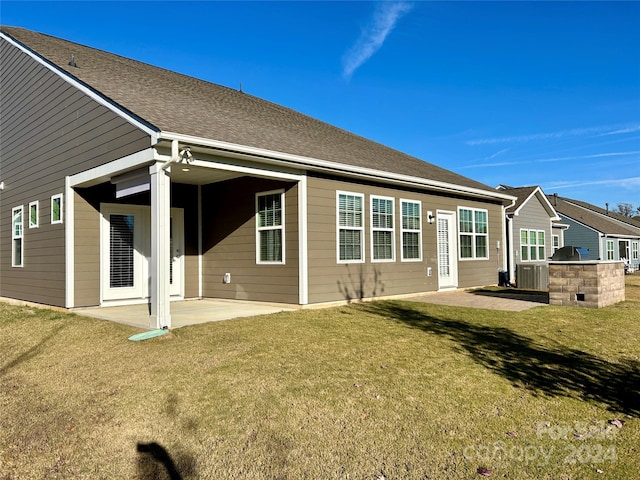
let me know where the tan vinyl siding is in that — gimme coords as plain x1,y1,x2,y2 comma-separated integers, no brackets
0,38,151,307
307,175,504,303
201,177,299,303
74,192,100,307
172,184,200,299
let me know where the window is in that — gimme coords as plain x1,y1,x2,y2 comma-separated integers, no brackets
401,199,421,261
256,190,284,263
12,206,24,267
552,234,560,253
459,207,488,259
51,194,63,224
371,196,395,261
29,201,39,228
633,241,639,261
606,240,615,260
537,231,545,260
337,192,364,262
520,229,546,261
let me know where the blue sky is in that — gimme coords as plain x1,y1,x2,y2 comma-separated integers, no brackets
2,1,639,210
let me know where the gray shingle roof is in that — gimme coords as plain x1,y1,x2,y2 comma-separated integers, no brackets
500,186,538,214
562,198,640,230
547,195,640,237
1,26,504,196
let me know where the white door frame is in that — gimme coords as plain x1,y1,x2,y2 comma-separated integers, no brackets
100,203,184,304
436,210,459,290
100,204,147,302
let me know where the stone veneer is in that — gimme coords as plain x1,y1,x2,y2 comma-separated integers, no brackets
548,261,625,308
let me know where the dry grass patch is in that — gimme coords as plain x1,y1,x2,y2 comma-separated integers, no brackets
1,278,639,479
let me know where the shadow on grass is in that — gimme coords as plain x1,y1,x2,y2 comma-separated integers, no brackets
0,325,65,376
469,288,549,305
137,441,197,480
360,301,640,416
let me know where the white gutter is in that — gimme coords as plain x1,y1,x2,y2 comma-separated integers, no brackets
159,132,516,203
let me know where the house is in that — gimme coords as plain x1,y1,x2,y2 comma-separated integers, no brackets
496,185,563,286
548,194,640,272
0,27,516,328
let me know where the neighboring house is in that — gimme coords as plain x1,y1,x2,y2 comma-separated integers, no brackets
496,185,562,286
0,27,515,328
547,194,640,271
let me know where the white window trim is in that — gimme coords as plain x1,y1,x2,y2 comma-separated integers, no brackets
370,195,395,263
29,200,39,228
51,193,63,224
552,234,560,252
606,240,615,260
458,207,489,260
520,229,546,262
255,189,285,265
336,191,365,264
12,205,24,267
400,199,422,262
632,241,639,261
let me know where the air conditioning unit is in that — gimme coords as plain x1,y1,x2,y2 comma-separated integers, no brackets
516,264,549,290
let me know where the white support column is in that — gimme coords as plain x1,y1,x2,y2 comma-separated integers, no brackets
65,176,75,308
298,175,308,305
198,184,203,299
149,162,172,329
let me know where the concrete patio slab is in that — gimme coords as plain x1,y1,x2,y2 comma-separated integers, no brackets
74,299,296,330
71,288,547,331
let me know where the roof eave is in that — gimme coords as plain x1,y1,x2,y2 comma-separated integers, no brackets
160,131,516,203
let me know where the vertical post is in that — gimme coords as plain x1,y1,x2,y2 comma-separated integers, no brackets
198,184,203,299
65,176,75,308
298,175,308,305
149,162,171,329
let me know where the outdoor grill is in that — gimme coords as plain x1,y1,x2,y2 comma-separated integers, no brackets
551,246,590,261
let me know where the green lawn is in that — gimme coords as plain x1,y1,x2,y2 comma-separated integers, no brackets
1,276,639,479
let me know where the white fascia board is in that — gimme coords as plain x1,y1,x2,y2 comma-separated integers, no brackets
603,234,640,240
513,187,560,220
69,148,156,187
1,31,160,143
160,132,515,203
187,159,304,182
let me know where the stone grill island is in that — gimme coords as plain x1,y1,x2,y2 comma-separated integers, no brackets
548,261,625,308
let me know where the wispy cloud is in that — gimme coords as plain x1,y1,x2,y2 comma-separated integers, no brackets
466,124,640,146
536,151,640,163
543,177,640,190
460,150,640,169
342,2,413,81
486,148,510,160
597,124,640,136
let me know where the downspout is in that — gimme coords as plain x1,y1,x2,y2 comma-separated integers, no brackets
148,139,180,330
507,215,515,285
162,139,181,170
504,197,516,285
